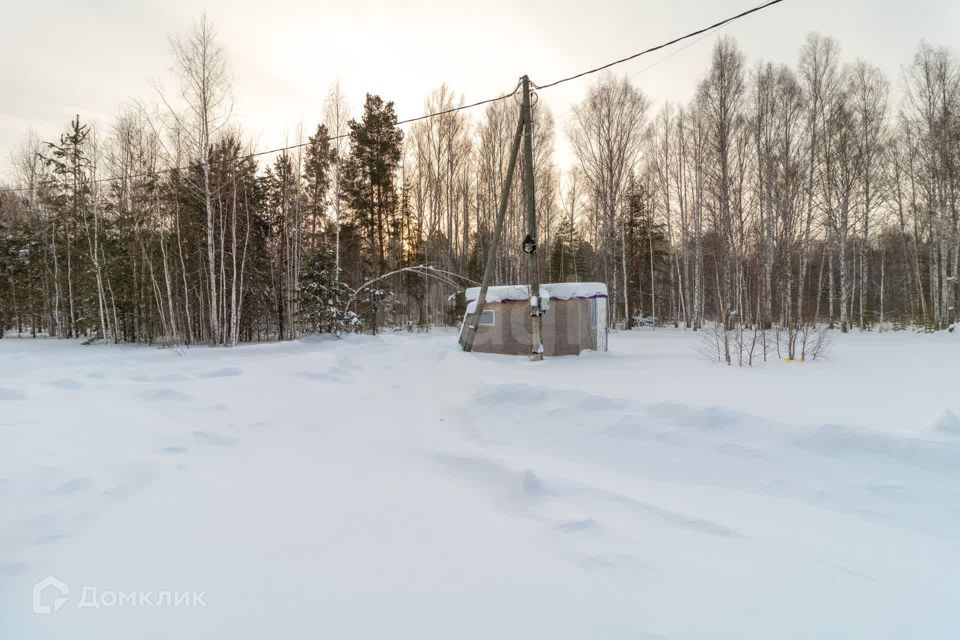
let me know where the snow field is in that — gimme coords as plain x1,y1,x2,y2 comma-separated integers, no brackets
1,329,958,639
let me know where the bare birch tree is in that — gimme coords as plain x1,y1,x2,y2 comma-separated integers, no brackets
569,72,649,327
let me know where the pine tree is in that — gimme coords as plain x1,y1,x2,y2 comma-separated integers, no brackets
262,152,302,340
343,94,403,278
299,242,353,334
304,123,335,248
550,216,584,282
623,182,669,324
0,218,45,336
43,115,93,338
342,94,404,332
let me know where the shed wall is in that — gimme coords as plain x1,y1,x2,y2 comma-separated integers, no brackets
462,297,605,356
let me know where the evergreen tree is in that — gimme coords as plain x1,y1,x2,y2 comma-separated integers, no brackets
262,151,302,340
0,217,45,336
299,242,353,334
304,123,335,247
42,115,93,338
623,182,669,324
343,94,403,279
342,94,403,332
550,216,585,282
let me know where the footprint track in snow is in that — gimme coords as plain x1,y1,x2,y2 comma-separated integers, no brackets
34,531,71,545
0,387,26,401
100,463,160,501
49,476,93,496
554,518,603,534
197,367,243,379
130,372,189,383
47,378,85,390
138,388,193,402
192,431,240,447
156,445,189,455
0,561,29,576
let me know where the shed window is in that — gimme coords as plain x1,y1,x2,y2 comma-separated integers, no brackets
590,299,597,328
479,310,495,326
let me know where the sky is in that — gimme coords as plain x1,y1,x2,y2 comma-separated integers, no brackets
1,0,958,181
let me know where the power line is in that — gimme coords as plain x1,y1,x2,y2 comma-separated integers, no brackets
629,24,724,81
1,0,788,195
0,84,522,194
250,85,523,159
532,0,787,90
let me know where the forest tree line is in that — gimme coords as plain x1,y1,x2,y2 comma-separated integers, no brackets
1,18,958,347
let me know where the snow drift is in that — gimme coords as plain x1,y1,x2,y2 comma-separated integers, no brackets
1,329,957,639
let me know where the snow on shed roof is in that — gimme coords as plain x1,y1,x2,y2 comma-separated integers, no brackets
464,283,607,303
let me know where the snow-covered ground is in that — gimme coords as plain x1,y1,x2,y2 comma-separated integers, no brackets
1,329,958,639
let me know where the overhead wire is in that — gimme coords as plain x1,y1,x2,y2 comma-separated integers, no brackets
532,0,785,90
0,0,788,194
0,82,524,194
629,25,725,81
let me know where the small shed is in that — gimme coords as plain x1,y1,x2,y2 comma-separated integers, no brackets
459,283,608,356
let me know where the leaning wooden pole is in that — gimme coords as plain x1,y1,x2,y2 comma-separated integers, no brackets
521,75,544,361
461,110,525,352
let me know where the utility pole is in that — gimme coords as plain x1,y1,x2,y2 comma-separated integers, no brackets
521,75,544,361
461,75,543,360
